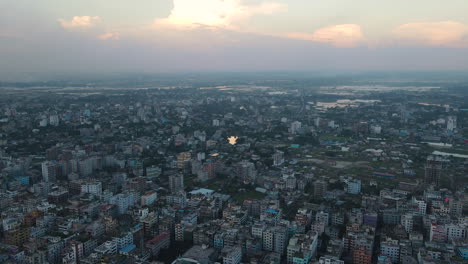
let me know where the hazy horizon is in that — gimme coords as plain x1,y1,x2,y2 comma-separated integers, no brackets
2,0,468,78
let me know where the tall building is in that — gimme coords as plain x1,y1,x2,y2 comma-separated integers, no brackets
273,150,285,166
353,247,372,264
401,213,413,233
291,121,302,134
286,231,318,264
169,174,184,193
445,224,467,240
429,223,447,242
313,180,328,197
263,226,288,255
49,114,60,126
222,246,242,264
141,191,157,206
236,160,257,184
109,193,136,215
80,181,102,196
447,116,457,132
177,152,191,169
41,161,57,182
315,211,330,226
449,198,464,217
380,239,400,264
346,179,361,194
424,156,446,186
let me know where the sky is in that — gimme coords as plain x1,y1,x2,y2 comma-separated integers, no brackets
1,0,468,78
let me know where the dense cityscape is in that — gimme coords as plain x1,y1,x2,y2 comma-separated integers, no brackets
0,76,467,264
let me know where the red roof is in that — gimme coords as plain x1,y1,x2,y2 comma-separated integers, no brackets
147,232,169,245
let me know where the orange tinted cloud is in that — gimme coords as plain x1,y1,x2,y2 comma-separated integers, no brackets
98,32,120,40
154,0,286,30
59,16,100,29
288,24,364,47
393,21,468,47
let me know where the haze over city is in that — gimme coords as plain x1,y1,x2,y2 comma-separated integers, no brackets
1,2,468,264
2,0,468,79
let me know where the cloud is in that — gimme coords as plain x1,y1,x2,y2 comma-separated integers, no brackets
288,24,364,48
393,21,468,47
154,0,286,30
59,16,101,29
98,32,120,40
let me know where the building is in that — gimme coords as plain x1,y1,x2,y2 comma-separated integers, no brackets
315,211,330,226
457,247,468,260
286,231,318,264
291,121,302,134
169,174,185,193
401,214,413,233
429,223,447,242
380,239,400,264
449,199,464,217
141,191,157,206
319,256,344,264
177,152,191,169
447,116,457,132
346,179,361,195
445,224,467,240
41,161,57,182
236,160,257,184
109,193,136,215
424,156,447,186
222,246,242,264
273,150,285,166
353,247,372,264
146,233,170,257
263,226,288,255
80,181,102,196
314,180,328,197
176,245,217,264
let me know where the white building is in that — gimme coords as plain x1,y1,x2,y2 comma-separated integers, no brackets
95,241,118,255
146,166,161,178
447,116,457,132
445,224,467,240
401,213,413,233
319,256,344,264
290,121,302,134
41,161,57,182
316,211,330,226
110,193,136,215
49,115,60,126
346,179,361,194
273,150,285,166
413,198,427,215
197,152,206,161
380,239,400,264
141,191,157,206
370,125,382,134
222,246,242,264
252,223,265,238
112,232,134,251
81,182,102,196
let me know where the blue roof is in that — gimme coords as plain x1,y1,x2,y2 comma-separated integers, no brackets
266,209,278,214
458,247,468,253
120,244,136,253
